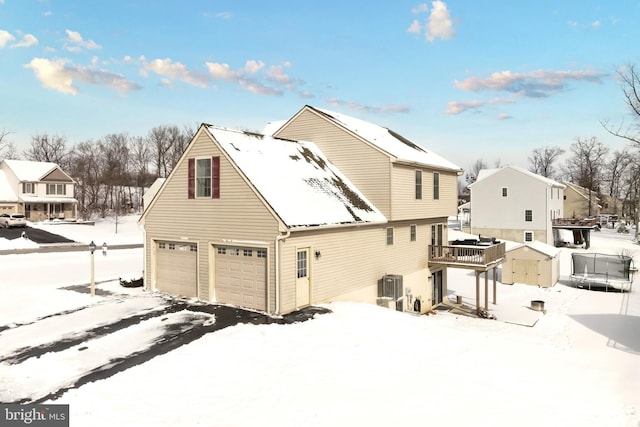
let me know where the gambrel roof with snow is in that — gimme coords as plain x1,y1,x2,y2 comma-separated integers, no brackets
206,125,387,229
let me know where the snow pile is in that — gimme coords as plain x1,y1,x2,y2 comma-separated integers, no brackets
32,214,143,246
0,236,39,250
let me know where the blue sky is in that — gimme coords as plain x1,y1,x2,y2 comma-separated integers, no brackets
1,0,638,170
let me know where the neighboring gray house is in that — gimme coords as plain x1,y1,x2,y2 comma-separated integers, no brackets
0,159,77,221
469,165,565,245
141,107,463,315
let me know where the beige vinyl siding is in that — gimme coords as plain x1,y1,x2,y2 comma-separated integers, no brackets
275,108,392,217
144,131,281,311
277,219,439,313
391,164,459,220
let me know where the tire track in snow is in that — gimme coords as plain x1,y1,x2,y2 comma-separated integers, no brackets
0,310,215,404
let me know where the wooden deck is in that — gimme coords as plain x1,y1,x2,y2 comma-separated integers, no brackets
428,242,506,270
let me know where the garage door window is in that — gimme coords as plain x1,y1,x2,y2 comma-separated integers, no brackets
243,249,252,256
257,249,266,258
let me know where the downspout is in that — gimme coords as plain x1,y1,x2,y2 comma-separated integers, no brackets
274,229,290,315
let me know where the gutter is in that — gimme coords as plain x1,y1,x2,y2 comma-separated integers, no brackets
274,229,290,315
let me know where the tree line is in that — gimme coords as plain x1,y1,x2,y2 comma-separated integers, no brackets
0,124,196,219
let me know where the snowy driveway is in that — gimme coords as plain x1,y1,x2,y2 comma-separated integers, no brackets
0,286,327,404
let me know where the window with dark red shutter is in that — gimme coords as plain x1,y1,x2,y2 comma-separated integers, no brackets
212,156,220,199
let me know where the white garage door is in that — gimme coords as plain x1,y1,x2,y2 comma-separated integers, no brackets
215,246,267,311
156,241,198,298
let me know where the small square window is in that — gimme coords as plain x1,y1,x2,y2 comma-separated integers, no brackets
217,247,226,255
257,249,267,258
159,242,166,249
169,243,176,250
243,249,253,257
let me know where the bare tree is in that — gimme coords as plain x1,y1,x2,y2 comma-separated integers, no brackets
68,140,103,220
24,133,70,169
563,137,609,216
0,129,17,161
528,146,565,178
464,159,488,187
601,63,640,145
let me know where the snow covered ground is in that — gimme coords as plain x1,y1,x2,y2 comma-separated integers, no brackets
0,216,639,426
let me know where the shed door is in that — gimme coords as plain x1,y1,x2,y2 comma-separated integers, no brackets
512,259,539,286
156,241,198,298
215,246,267,311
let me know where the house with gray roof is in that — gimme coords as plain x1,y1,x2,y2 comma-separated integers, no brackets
0,159,77,221
141,107,463,315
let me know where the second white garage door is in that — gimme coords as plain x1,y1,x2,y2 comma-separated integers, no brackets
215,246,267,311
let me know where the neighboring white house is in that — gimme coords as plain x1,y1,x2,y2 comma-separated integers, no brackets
0,159,77,221
468,165,565,245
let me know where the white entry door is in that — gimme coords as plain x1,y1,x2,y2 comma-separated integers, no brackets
296,248,311,308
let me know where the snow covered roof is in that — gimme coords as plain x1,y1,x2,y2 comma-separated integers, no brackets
472,165,565,188
307,106,462,172
506,240,561,258
206,126,387,229
0,169,18,202
262,120,287,136
2,159,66,182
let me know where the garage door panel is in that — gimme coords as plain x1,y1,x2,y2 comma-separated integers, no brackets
215,245,266,311
156,241,197,298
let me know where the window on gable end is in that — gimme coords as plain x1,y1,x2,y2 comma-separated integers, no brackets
386,227,394,245
410,224,417,241
502,187,508,197
415,170,422,200
196,158,212,197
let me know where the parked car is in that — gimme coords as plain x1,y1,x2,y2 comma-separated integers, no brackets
0,213,27,228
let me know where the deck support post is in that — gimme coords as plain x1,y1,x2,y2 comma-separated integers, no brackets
492,266,497,305
484,270,489,311
475,270,480,315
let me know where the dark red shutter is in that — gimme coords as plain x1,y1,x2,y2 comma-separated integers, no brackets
212,156,220,199
188,158,195,199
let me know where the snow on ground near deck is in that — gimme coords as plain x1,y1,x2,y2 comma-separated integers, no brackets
0,221,638,426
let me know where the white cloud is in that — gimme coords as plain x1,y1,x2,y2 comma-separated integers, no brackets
25,57,141,95
0,30,16,48
327,98,410,114
407,19,422,35
11,34,38,48
426,1,455,42
591,21,601,28
408,1,455,42
411,3,428,14
205,60,289,96
140,57,209,87
454,69,607,98
443,100,484,115
64,29,101,51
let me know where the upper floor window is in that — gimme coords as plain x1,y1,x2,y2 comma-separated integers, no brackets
525,209,533,222
433,172,440,200
46,184,66,195
415,170,422,200
188,156,220,199
502,187,508,197
22,182,34,194
410,224,417,242
386,227,394,245
196,158,212,198
524,231,533,242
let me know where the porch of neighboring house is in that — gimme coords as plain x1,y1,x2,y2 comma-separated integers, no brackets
23,201,78,222
428,241,506,317
552,218,598,249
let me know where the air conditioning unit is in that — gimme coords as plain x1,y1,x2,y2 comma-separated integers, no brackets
377,275,403,311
